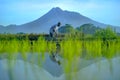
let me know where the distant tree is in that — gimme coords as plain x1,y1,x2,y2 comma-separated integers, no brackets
17,32,25,34
58,24,75,34
94,26,117,39
76,23,100,34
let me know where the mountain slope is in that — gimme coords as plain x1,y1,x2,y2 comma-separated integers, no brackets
0,7,120,33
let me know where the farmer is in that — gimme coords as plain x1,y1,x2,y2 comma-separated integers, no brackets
49,22,61,38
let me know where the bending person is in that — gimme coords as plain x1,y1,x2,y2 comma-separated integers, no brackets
49,22,61,38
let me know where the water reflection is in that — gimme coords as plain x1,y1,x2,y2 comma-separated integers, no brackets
0,56,120,80
0,40,120,80
50,42,61,65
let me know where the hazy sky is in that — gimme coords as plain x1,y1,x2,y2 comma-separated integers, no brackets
0,0,120,26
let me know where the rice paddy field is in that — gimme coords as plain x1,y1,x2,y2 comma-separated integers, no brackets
0,35,120,80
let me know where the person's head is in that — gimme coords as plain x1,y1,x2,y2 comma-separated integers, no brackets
57,22,61,27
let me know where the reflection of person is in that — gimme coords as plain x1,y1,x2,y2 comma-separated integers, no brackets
50,53,61,65
49,22,61,37
50,43,61,65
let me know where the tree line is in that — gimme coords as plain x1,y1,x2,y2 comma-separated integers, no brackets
0,23,119,41
58,23,118,39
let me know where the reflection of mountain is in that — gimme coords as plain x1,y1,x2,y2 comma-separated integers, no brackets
0,57,120,80
0,7,120,33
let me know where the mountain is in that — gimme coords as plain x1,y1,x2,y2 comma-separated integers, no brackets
0,7,120,33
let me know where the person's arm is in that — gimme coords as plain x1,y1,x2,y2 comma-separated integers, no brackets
55,26,59,36
53,25,57,32
53,28,55,32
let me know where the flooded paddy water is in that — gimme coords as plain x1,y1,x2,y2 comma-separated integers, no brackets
0,38,120,80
